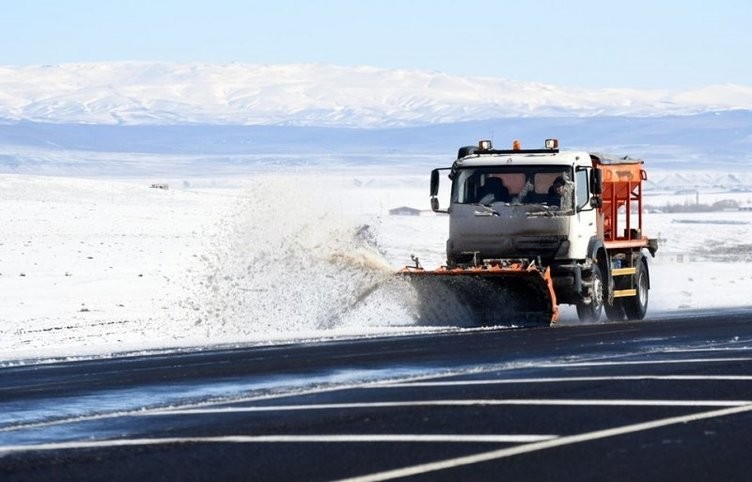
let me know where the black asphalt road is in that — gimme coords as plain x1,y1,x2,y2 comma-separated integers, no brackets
2,309,752,481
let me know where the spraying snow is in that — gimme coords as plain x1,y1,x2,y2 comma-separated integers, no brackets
181,175,417,335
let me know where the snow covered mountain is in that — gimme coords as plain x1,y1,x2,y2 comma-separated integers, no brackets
1,62,752,127
2,62,752,183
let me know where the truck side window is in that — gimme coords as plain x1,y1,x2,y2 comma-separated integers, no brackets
576,169,589,208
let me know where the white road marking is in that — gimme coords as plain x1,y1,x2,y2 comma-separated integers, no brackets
0,378,411,434
0,370,499,435
376,374,752,387
338,403,752,482
0,434,558,455
660,346,752,353
3,357,747,435
141,398,751,417
541,357,752,367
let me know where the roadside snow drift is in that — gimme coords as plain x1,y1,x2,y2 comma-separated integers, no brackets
2,171,752,362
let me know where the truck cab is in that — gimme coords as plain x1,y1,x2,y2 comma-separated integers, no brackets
428,139,656,323
444,149,598,264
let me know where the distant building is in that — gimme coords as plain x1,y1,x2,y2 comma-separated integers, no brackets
150,183,169,190
389,206,421,216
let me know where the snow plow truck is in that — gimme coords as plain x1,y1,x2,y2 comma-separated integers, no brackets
401,138,658,326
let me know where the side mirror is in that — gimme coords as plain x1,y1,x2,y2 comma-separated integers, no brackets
590,197,603,209
430,167,451,213
430,169,440,197
591,169,603,195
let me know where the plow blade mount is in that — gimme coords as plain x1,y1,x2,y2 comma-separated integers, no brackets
400,260,559,327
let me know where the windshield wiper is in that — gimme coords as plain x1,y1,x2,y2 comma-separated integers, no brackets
473,204,500,217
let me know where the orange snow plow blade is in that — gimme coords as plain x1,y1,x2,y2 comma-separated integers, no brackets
400,259,559,327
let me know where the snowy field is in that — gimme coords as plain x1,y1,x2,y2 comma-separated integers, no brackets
2,169,752,363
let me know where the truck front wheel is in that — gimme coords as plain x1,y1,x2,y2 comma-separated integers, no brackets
576,264,604,322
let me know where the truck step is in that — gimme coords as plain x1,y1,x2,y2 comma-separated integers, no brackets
613,288,637,298
612,267,637,277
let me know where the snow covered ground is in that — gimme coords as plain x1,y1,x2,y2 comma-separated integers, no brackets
2,168,752,364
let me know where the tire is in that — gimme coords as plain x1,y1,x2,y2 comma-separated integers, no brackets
576,264,604,322
624,259,649,320
604,264,625,321
604,299,625,321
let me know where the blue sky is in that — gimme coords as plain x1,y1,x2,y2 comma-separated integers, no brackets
2,0,750,89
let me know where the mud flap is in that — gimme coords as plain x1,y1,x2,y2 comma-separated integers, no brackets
400,260,559,327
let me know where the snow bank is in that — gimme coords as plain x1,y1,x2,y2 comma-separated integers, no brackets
1,170,751,363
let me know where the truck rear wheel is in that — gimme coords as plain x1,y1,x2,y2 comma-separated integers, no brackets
576,264,604,322
624,259,649,320
605,267,625,321
604,299,625,321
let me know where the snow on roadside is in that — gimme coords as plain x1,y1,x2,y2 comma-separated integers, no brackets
2,171,752,363
0,174,232,360
0,172,424,362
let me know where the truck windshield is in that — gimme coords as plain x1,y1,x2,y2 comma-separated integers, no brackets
452,166,574,211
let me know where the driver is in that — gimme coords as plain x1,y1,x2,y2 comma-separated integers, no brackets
478,177,510,205
547,176,567,207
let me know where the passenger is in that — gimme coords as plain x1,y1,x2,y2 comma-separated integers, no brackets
478,177,510,205
547,176,567,207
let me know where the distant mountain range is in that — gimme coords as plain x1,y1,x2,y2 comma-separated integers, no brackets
1,62,751,182
1,62,752,127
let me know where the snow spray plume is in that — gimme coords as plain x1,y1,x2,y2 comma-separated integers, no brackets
183,176,416,337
